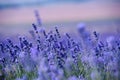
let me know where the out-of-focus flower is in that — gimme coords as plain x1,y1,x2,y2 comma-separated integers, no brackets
68,76,78,80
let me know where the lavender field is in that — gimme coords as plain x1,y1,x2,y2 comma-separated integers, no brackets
0,0,120,80
0,18,120,80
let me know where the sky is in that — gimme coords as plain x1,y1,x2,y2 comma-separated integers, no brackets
0,0,120,24
0,0,120,10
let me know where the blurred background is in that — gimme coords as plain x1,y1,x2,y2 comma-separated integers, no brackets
0,0,120,38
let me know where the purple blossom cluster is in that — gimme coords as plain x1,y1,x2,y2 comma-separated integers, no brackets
0,12,120,80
